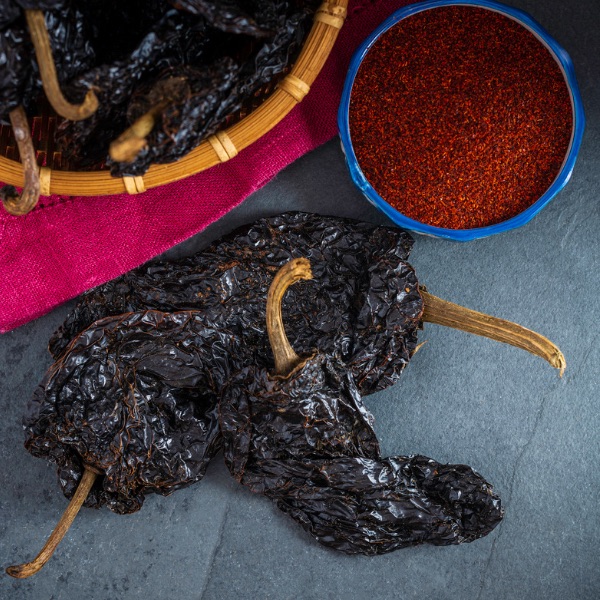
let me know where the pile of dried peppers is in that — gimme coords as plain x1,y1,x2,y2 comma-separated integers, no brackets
6,213,565,577
0,0,318,213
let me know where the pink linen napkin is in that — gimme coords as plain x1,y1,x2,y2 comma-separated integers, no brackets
0,0,411,333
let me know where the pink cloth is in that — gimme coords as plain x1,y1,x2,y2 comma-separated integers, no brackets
0,0,411,333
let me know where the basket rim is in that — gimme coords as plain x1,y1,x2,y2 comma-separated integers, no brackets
0,0,348,197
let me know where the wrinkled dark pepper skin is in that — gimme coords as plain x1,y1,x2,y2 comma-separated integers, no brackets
57,0,318,173
0,0,94,121
25,213,501,553
25,310,238,514
221,354,381,477
49,213,423,397
1,1,317,169
220,354,503,554
171,0,275,37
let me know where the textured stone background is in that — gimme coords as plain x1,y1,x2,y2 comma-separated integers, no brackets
1,0,598,598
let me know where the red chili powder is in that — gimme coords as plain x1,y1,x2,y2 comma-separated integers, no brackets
349,5,574,229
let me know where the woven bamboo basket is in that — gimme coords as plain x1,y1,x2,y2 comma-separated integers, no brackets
0,0,348,198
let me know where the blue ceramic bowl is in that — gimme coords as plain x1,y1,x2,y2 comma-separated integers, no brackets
338,0,585,241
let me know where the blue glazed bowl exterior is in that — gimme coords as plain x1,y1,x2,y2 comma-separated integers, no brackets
338,0,585,241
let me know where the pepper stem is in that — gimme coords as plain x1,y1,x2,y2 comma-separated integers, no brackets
1,106,40,216
109,77,188,163
25,10,98,121
421,289,566,376
266,258,313,376
6,466,97,578
109,102,167,163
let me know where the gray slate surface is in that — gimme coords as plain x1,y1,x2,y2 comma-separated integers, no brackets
1,0,599,598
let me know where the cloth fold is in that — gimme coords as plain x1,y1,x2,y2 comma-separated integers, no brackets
0,0,411,333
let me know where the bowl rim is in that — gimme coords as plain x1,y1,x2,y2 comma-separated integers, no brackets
337,0,586,241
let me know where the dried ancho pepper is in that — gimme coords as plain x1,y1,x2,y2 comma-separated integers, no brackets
49,213,424,397
220,258,504,554
50,213,564,390
7,310,238,578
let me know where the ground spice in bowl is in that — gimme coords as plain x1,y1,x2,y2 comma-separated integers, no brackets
340,0,584,238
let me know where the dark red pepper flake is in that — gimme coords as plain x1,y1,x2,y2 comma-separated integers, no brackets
349,5,574,230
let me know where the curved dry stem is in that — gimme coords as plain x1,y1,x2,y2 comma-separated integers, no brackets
25,9,98,121
421,289,566,376
6,467,97,578
1,106,40,216
267,258,313,376
109,103,167,163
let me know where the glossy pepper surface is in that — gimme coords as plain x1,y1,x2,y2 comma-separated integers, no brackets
50,212,423,397
25,310,237,514
219,258,503,554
